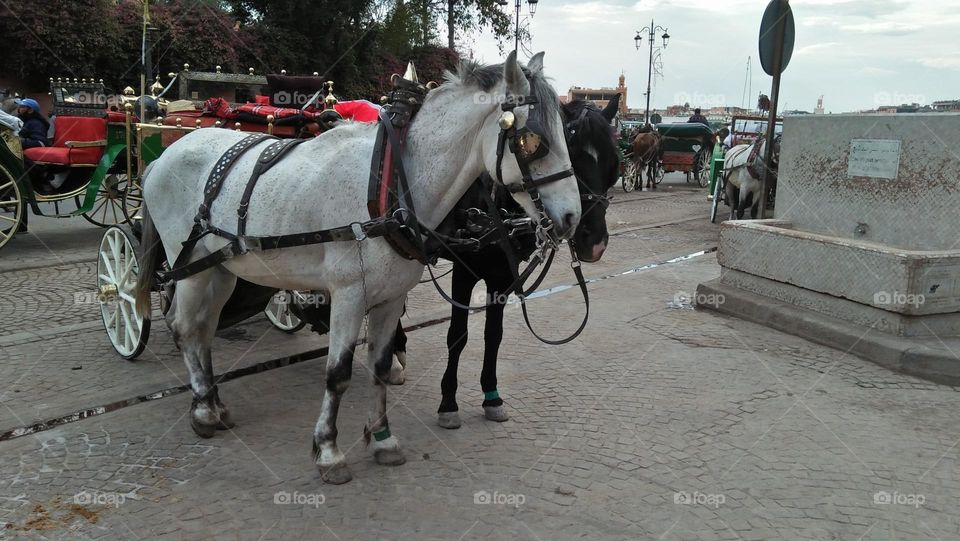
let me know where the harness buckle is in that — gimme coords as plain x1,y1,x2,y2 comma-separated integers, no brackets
351,222,367,241
237,236,260,253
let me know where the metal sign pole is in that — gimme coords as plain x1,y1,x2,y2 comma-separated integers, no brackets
758,6,786,219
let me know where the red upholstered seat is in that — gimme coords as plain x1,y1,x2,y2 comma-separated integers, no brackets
24,116,107,166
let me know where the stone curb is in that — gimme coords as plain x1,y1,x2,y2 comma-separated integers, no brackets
696,278,960,386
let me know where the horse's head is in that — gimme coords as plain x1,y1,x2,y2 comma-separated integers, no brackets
461,51,580,240
562,96,620,262
763,133,783,172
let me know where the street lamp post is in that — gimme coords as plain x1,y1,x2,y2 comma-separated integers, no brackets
634,21,670,125
498,0,539,53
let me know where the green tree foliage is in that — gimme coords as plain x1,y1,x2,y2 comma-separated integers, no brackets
0,0,481,99
427,0,511,50
0,0,124,87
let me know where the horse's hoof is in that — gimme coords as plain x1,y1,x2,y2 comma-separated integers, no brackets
318,463,353,484
437,411,462,429
374,448,406,466
387,366,405,386
190,417,217,439
483,405,509,422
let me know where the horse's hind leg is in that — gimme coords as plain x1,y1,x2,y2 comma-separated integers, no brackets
313,290,364,484
388,319,407,385
363,296,408,466
167,266,237,438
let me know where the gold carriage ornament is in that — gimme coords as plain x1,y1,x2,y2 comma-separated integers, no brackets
324,81,338,108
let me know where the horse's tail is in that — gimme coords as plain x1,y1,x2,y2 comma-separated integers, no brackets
135,169,161,321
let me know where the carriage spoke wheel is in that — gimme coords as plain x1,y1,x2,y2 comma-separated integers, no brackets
81,173,134,227
98,225,150,359
710,175,724,223
264,291,306,333
121,175,144,223
0,168,24,252
696,151,712,188
621,160,637,193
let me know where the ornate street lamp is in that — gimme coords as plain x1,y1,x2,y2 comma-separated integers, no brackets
634,20,670,125
498,0,539,52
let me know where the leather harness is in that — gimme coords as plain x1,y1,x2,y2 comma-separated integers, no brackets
158,76,575,298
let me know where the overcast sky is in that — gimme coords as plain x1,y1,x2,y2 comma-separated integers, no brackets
462,0,960,113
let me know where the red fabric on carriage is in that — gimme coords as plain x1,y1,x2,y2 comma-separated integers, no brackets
333,100,381,123
235,103,304,120
23,116,107,165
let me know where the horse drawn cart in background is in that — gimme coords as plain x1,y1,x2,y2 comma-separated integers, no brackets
0,78,149,252
709,115,783,223
655,123,714,188
96,67,343,358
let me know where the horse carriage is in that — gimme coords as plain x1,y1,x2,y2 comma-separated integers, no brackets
709,115,783,223
656,122,714,187
97,67,344,358
0,78,154,252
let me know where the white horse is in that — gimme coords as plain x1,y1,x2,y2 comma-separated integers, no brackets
133,52,580,484
723,134,781,219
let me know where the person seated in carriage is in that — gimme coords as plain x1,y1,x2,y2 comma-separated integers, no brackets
14,98,49,149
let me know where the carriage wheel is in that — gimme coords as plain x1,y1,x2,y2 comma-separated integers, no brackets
653,163,664,185
264,291,306,333
81,173,135,227
121,175,145,223
0,165,24,252
98,225,150,359
696,151,712,188
710,175,724,224
621,161,637,193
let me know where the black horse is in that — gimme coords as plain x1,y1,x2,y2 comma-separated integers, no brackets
389,95,622,429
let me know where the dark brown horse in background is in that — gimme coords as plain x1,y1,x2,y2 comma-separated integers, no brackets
631,126,662,190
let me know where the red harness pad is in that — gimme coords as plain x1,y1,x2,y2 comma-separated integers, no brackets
334,101,381,123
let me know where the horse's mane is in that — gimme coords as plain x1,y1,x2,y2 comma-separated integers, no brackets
443,59,561,136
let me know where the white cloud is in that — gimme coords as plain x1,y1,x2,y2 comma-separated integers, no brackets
459,0,960,113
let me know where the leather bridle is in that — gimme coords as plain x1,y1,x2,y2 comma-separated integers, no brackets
494,94,574,254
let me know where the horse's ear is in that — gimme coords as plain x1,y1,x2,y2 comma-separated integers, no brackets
503,50,529,96
527,52,545,76
601,94,620,121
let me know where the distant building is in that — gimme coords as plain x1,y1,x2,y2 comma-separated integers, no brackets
564,74,628,116
932,100,960,112
814,95,824,115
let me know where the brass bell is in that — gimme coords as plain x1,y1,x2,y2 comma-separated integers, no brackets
498,111,515,130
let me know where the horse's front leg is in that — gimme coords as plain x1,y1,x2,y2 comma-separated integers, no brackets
480,272,511,423
363,296,408,466
166,267,237,438
313,291,364,484
438,263,480,429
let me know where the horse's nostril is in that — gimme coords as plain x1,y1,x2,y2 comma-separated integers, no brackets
563,213,576,232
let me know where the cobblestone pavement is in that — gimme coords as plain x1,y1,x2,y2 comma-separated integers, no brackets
2,178,958,540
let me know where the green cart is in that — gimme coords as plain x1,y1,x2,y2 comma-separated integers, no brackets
655,123,715,187
0,78,144,252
